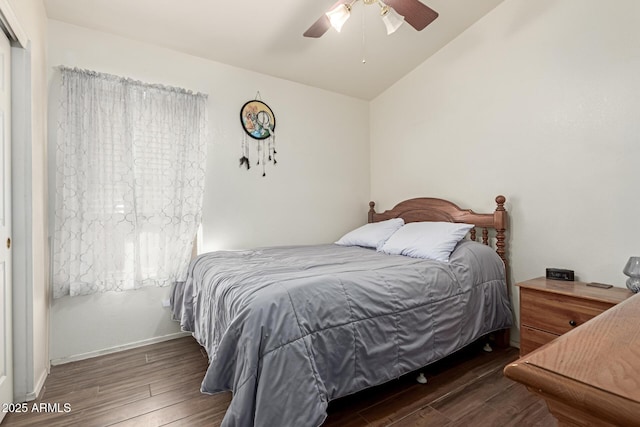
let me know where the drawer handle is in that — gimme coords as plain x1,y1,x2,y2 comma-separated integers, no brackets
569,320,577,327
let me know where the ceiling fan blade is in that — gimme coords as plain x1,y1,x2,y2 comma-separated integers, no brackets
304,0,353,38
384,0,438,31
303,14,331,38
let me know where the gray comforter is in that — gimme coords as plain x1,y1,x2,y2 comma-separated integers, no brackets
171,240,512,427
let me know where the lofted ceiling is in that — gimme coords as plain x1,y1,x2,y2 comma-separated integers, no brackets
43,0,504,100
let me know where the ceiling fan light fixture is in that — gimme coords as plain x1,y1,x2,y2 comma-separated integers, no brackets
381,5,404,35
304,0,438,39
326,4,352,32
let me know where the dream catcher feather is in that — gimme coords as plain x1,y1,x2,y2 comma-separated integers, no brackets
239,92,277,177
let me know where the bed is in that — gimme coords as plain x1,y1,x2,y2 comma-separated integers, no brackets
171,195,513,427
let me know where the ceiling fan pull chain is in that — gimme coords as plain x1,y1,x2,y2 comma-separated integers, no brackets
361,7,367,64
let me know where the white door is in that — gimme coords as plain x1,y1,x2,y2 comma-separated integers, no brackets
0,28,12,422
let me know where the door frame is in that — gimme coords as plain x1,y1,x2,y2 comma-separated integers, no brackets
0,1,27,49
0,0,34,404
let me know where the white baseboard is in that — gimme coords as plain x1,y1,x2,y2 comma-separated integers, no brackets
12,367,49,403
50,331,191,366
27,369,48,401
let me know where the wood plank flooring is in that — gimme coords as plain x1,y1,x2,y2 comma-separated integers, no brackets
2,337,556,426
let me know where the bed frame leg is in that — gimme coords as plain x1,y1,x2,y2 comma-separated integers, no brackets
416,373,427,384
494,329,510,348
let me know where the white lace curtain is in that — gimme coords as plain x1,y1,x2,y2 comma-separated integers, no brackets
52,67,208,298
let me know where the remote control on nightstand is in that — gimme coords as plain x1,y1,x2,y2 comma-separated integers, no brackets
587,282,613,289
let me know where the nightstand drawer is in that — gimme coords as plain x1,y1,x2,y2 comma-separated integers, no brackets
520,326,558,356
520,288,614,336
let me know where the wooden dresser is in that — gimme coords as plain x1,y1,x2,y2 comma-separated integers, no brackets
504,292,640,426
517,277,632,356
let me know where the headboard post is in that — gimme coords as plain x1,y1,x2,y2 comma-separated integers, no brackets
493,195,510,347
494,195,507,267
368,201,376,224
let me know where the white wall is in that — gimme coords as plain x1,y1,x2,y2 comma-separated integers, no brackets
370,0,640,345
8,0,49,401
47,21,370,362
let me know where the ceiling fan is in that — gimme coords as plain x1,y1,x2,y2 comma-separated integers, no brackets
303,0,439,38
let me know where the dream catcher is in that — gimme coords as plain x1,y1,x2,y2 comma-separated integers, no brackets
239,92,277,177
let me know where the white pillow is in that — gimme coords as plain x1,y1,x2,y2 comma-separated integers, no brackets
335,218,405,250
379,221,474,262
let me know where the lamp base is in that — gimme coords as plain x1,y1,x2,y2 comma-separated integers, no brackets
626,277,640,293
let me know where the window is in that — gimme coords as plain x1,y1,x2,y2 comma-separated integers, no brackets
52,68,208,298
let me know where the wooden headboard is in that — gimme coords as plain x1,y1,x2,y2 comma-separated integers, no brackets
368,195,508,267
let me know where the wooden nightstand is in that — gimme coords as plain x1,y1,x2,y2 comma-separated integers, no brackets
517,277,633,356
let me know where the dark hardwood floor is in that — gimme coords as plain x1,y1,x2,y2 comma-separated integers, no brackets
2,337,556,426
